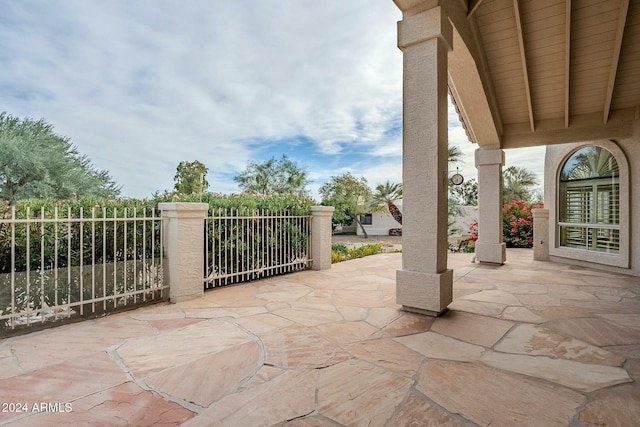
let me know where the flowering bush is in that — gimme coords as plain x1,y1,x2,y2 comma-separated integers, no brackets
467,221,478,242
502,200,543,248
465,201,543,249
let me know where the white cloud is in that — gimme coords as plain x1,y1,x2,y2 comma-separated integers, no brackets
2,0,403,197
1,0,545,200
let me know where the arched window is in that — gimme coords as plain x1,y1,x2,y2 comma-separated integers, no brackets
558,146,619,253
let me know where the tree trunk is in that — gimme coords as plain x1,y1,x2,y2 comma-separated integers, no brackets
353,216,369,238
387,202,402,225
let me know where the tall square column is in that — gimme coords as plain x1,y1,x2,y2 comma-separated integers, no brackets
396,7,453,316
475,147,506,264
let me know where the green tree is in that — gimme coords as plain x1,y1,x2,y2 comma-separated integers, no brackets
0,113,120,203
450,178,478,206
174,160,209,194
370,181,402,225
319,173,372,238
561,146,618,181
447,145,466,235
503,166,538,203
448,145,463,164
234,155,308,195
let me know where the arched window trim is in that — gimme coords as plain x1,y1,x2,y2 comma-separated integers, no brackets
549,140,629,268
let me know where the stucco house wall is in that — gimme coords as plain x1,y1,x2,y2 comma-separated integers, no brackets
450,206,478,238
544,122,640,276
356,201,403,236
354,202,478,239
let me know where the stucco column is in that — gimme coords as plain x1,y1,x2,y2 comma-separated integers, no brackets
310,206,334,270
475,147,506,264
532,208,550,261
395,6,453,316
158,202,209,303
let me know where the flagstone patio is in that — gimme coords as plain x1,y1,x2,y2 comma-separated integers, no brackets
1,249,639,426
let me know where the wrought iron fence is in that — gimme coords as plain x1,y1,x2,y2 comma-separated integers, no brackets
204,209,312,288
0,206,166,334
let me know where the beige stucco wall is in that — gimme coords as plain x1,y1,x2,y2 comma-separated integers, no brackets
355,203,477,240
450,205,478,238
356,201,403,236
544,122,640,276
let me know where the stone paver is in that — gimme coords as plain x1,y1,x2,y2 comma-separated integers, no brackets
1,250,639,426
318,359,413,427
279,415,342,427
459,289,523,306
346,338,423,377
272,304,343,326
395,331,485,362
418,360,584,427
382,311,435,336
261,325,350,368
385,392,468,427
481,351,631,393
116,319,254,378
312,320,383,344
495,323,626,366
234,312,294,334
183,370,316,427
578,384,640,426
500,306,546,323
365,307,402,328
0,346,22,380
144,341,261,407
446,298,507,317
5,382,196,426
9,315,154,372
430,310,514,347
0,352,127,424
545,317,640,346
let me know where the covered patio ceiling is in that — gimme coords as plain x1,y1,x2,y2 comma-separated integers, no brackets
397,0,640,148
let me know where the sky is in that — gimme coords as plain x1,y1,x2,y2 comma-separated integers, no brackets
1,0,545,200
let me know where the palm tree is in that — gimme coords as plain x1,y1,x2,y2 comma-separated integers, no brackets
503,166,538,202
370,181,403,225
371,181,402,225
370,147,460,229
234,155,308,195
448,146,463,164
561,146,618,181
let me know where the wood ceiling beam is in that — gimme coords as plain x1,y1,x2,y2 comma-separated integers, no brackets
603,0,629,124
468,0,485,17
502,110,635,149
564,0,571,128
445,0,503,145
513,0,535,132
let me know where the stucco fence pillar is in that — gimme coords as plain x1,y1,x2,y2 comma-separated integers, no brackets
158,203,333,304
310,206,334,271
158,202,209,303
532,208,550,261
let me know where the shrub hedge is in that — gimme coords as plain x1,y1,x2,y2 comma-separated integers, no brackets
466,200,543,249
1,192,314,274
1,193,314,320
331,243,382,263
